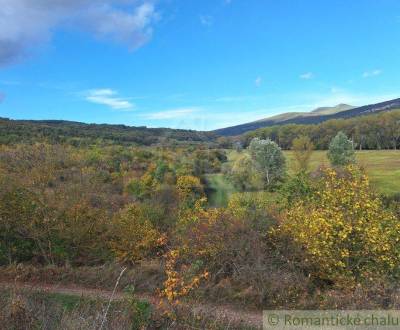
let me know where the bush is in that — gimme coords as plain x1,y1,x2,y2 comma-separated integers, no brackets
277,166,400,286
110,204,164,264
163,198,308,307
228,192,278,226
176,175,204,208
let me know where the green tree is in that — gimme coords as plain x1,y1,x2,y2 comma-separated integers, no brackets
229,153,263,191
248,138,286,188
327,131,355,166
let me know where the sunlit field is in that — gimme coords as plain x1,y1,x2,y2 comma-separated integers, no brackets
287,150,400,195
205,149,399,207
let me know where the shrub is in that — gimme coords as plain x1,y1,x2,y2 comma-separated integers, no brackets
277,166,400,286
227,192,278,226
163,197,308,307
126,179,145,199
110,204,164,264
0,186,38,264
176,175,204,208
280,171,314,205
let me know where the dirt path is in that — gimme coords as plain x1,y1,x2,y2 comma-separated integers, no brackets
0,281,263,329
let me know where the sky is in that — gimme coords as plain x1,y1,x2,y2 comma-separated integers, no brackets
0,0,400,131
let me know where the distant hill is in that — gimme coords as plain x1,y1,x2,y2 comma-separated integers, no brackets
0,118,217,146
214,98,400,136
311,103,354,115
253,103,354,124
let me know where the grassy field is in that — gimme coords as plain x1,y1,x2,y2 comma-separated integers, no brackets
285,150,400,195
224,149,400,197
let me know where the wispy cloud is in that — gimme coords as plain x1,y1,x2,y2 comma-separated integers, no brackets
255,76,262,87
0,1,159,66
85,89,134,110
199,15,213,26
0,92,5,103
144,108,198,120
300,72,314,80
362,69,382,78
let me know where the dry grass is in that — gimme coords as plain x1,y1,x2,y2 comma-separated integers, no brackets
0,285,259,330
0,262,164,294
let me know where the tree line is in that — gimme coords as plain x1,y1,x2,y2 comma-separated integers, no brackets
240,109,400,150
0,118,217,147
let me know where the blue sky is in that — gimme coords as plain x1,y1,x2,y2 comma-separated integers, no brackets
0,0,400,130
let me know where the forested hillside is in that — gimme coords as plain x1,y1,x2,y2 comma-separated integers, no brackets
0,118,217,146
240,109,400,150
215,98,400,136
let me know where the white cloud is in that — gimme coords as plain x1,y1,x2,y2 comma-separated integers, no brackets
85,89,134,110
199,15,213,26
0,92,5,103
300,72,314,80
255,76,262,87
0,0,159,66
144,108,198,120
362,69,382,78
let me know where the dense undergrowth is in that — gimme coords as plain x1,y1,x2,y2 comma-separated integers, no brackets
0,137,399,328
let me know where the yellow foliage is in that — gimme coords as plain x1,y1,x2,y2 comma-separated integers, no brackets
176,175,203,201
111,204,163,264
162,248,209,304
276,166,400,286
162,201,222,303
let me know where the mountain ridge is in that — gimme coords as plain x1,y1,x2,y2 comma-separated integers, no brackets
214,98,400,136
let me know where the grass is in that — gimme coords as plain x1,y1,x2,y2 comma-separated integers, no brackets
46,292,84,311
0,286,259,329
0,262,164,294
0,288,128,329
284,150,400,195
228,149,400,195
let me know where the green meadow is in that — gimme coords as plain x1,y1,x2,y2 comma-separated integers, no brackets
285,150,400,196
208,150,400,206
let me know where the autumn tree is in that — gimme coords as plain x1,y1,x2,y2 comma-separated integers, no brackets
291,135,314,172
277,166,400,286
